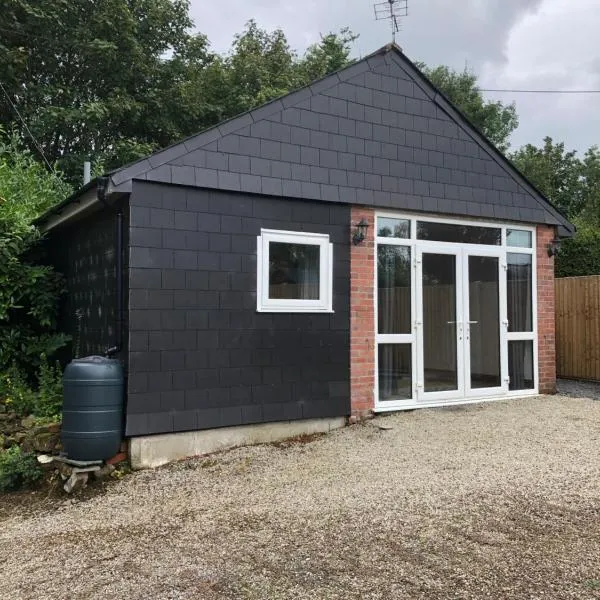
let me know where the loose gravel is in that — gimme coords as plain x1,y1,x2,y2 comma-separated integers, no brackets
2,395,600,600
558,378,600,400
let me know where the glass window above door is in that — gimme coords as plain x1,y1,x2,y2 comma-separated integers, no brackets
417,222,501,245
377,217,410,239
507,229,533,248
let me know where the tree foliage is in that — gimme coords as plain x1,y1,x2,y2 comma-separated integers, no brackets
418,64,519,152
0,130,70,375
0,2,355,183
510,137,600,219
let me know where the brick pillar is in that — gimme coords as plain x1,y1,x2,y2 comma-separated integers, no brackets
537,225,557,394
350,207,376,418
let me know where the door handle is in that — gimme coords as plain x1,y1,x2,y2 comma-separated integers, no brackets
467,321,478,324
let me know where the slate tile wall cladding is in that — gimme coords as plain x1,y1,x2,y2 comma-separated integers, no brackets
126,181,351,437
135,51,557,227
49,203,129,365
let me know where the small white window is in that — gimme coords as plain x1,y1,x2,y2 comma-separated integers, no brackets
257,229,333,313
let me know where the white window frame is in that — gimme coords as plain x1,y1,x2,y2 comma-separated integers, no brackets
256,229,333,313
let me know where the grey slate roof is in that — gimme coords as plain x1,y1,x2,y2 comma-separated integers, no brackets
105,44,573,234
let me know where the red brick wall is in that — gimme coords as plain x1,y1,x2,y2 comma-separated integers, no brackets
350,207,376,417
537,225,557,394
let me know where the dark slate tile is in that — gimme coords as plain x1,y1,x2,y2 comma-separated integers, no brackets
130,247,173,269
429,182,444,198
229,154,250,174
130,227,162,248
174,210,198,231
300,146,320,166
262,177,283,196
217,170,242,192
422,197,438,212
130,268,162,289
250,157,271,177
347,101,365,121
291,163,310,182
347,137,365,155
170,165,195,187
329,169,347,186
240,174,262,194
194,167,218,188
364,106,382,124
173,410,198,432
282,179,303,197
149,208,174,228
321,184,340,202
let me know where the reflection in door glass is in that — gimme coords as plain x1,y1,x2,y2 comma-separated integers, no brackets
507,253,532,332
378,344,412,401
423,253,458,392
509,340,534,390
468,256,501,389
378,245,411,333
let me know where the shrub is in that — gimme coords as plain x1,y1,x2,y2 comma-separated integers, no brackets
34,355,63,419
0,127,71,378
0,364,36,416
0,356,63,419
556,220,600,277
0,446,43,492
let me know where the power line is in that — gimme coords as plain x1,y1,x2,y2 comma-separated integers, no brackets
481,88,600,94
0,80,54,172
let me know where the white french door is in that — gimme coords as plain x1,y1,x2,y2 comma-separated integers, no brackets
415,244,508,404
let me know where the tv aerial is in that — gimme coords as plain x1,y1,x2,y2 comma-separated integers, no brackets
374,0,408,42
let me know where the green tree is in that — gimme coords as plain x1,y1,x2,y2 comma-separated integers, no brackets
0,0,215,181
419,64,519,152
0,4,355,183
511,137,586,218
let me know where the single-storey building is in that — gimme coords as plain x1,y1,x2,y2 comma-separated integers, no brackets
39,44,573,467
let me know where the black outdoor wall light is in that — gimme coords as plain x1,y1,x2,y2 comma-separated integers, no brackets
352,219,370,245
547,237,561,257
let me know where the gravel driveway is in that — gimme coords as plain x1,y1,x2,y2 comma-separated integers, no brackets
2,395,600,600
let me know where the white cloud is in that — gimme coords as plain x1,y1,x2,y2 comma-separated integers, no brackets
480,0,600,150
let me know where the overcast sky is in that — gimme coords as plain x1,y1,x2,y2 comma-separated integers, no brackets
189,0,599,154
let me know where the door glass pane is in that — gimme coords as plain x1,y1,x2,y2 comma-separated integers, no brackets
377,217,410,239
423,253,458,392
417,222,501,245
378,245,411,333
269,242,320,300
378,344,412,400
468,256,501,389
507,229,532,248
507,253,532,332
509,340,534,390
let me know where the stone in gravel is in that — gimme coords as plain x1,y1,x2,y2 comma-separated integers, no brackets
375,422,393,430
93,464,115,480
63,472,89,494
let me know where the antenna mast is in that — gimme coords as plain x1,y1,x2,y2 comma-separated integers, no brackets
374,0,408,42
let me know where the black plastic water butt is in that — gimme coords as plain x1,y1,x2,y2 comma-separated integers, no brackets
61,356,124,461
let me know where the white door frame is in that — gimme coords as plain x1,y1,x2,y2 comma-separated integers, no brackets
462,246,508,399
415,243,465,403
373,211,539,412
